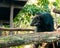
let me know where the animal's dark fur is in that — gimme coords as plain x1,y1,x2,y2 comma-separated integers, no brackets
30,12,54,32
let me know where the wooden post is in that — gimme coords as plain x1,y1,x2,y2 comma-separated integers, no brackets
10,4,14,35
0,21,3,36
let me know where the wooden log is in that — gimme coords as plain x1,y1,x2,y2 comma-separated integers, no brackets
0,27,34,31
0,32,60,47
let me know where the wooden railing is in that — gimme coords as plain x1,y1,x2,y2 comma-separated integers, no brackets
0,27,34,31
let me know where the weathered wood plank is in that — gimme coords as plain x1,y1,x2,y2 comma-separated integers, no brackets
0,3,23,9
0,27,34,31
0,32,60,47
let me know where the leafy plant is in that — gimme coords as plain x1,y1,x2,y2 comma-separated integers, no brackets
14,0,50,28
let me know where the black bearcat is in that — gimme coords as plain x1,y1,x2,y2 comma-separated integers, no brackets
30,12,54,32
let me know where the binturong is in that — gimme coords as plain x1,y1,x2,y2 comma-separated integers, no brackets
30,12,54,32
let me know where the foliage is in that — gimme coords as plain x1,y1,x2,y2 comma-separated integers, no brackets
23,4,42,15
37,0,50,12
53,0,60,9
55,0,60,8
14,0,50,28
52,0,60,24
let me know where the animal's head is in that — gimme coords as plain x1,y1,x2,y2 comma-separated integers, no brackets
30,14,44,26
30,12,54,32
